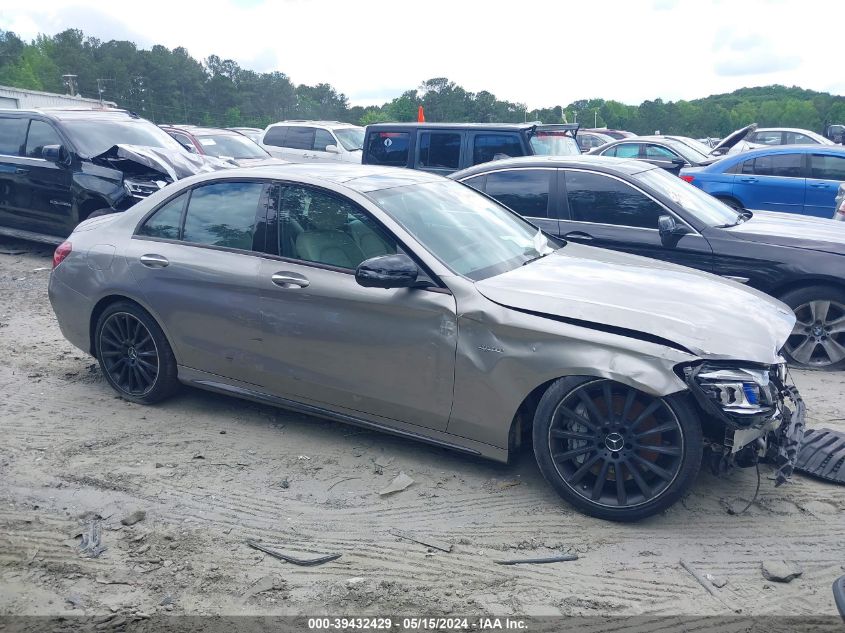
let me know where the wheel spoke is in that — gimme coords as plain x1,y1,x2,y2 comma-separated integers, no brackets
620,388,636,421
553,446,594,462
623,458,652,498
820,337,845,364
591,460,611,501
828,316,845,334
135,362,154,386
810,300,830,324
577,390,607,425
550,429,595,442
558,407,600,433
137,358,158,373
568,453,603,485
630,399,662,430
634,423,678,439
615,464,627,506
789,337,817,364
791,320,811,335
635,443,681,457
602,383,614,421
630,453,675,482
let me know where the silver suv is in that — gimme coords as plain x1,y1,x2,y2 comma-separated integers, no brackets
259,120,364,163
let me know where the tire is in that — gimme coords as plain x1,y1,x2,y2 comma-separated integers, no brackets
532,376,703,522
779,285,845,371
94,301,179,404
716,196,743,212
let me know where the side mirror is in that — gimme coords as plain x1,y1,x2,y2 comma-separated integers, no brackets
658,214,689,242
324,144,340,154
42,144,67,164
355,254,419,289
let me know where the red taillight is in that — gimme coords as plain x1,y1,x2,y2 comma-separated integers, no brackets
680,175,695,183
53,241,72,269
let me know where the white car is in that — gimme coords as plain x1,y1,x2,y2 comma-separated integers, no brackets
259,121,364,163
728,127,835,155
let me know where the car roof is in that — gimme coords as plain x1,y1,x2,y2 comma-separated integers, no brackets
0,107,140,121
162,125,239,137
755,127,821,134
450,155,657,179
730,144,845,158
366,122,538,131
267,120,361,130
189,162,443,193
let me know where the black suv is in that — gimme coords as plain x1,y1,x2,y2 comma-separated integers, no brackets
362,122,580,175
0,108,221,243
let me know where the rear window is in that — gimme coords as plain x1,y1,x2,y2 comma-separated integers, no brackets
529,131,580,156
0,117,27,156
365,131,410,166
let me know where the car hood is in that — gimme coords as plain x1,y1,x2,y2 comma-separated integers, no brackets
92,144,236,181
711,123,756,155
724,210,845,255
475,243,794,364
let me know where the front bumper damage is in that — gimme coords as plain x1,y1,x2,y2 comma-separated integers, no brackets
683,362,805,485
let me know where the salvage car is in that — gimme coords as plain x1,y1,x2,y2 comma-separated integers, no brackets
49,163,804,521
0,108,232,243
589,135,714,174
451,155,845,370
160,124,278,166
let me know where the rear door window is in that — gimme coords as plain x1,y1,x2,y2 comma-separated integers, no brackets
25,120,62,158
604,143,641,159
366,131,410,166
182,182,265,250
786,132,814,144
810,154,845,180
484,169,552,218
564,170,665,229
472,133,523,165
644,144,677,159
313,129,336,152
284,126,315,150
752,131,783,145
769,154,805,178
0,117,27,156
417,132,461,170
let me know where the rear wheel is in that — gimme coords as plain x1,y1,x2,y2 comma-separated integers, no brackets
533,377,703,522
95,301,179,404
780,285,845,371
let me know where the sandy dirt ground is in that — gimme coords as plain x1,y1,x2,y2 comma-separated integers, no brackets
1,235,844,621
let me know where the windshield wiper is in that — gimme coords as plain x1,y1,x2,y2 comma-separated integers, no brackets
522,251,552,266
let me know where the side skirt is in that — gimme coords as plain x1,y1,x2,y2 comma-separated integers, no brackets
177,366,508,462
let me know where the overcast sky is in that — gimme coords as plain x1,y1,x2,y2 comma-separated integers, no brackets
0,0,839,108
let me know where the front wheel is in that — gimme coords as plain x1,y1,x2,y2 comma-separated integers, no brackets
533,377,703,522
780,285,845,370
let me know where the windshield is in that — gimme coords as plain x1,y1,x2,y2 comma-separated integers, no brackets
62,118,186,157
367,180,556,281
334,127,365,151
530,132,580,156
671,137,715,157
663,139,710,163
196,133,269,159
633,167,741,227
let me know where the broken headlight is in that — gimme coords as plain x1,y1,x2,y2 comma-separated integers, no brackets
683,362,783,428
124,178,167,199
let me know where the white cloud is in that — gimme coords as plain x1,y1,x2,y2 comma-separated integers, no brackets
0,0,839,107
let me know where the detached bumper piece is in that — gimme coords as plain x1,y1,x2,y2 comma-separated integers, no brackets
794,428,845,485
770,383,805,487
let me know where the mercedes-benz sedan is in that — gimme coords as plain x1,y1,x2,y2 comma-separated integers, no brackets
49,164,804,521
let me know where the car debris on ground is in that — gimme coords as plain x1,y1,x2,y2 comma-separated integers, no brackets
379,472,414,496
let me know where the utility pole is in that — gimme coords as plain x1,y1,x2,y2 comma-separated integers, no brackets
96,78,112,105
62,74,78,96
594,110,598,128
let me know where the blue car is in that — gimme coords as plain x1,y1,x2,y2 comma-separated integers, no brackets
680,145,845,218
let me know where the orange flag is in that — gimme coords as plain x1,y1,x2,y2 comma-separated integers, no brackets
417,105,425,122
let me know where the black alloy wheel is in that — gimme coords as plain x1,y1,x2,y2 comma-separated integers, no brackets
534,377,703,521
95,301,179,404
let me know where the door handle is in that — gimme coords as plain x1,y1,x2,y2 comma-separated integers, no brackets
272,272,310,288
139,254,169,268
563,231,594,242
809,182,829,189
739,177,758,183
15,167,29,175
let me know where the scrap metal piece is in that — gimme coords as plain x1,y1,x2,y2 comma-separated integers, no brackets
679,559,739,613
795,428,845,484
79,520,106,558
494,554,578,565
389,529,452,553
771,383,805,487
245,540,341,567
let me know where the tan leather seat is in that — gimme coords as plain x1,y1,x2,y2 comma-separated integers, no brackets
295,196,365,268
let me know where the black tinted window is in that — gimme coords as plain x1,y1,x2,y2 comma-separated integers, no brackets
182,182,263,250
485,170,551,218
750,154,805,177
25,120,62,158
473,134,523,165
275,186,396,268
418,132,461,170
565,170,664,229
810,154,845,180
137,193,186,240
0,117,27,156
366,131,410,166
284,126,314,150
263,126,287,147
313,129,335,151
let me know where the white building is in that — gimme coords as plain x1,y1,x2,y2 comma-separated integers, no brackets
0,84,116,109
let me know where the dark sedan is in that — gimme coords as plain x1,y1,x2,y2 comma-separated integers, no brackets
589,136,715,173
451,156,845,370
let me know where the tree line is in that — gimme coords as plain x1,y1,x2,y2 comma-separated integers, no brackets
1,28,844,137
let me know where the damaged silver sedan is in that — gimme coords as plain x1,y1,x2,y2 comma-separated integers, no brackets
48,164,804,521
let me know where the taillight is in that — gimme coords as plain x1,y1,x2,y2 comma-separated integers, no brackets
680,175,695,183
53,241,72,269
